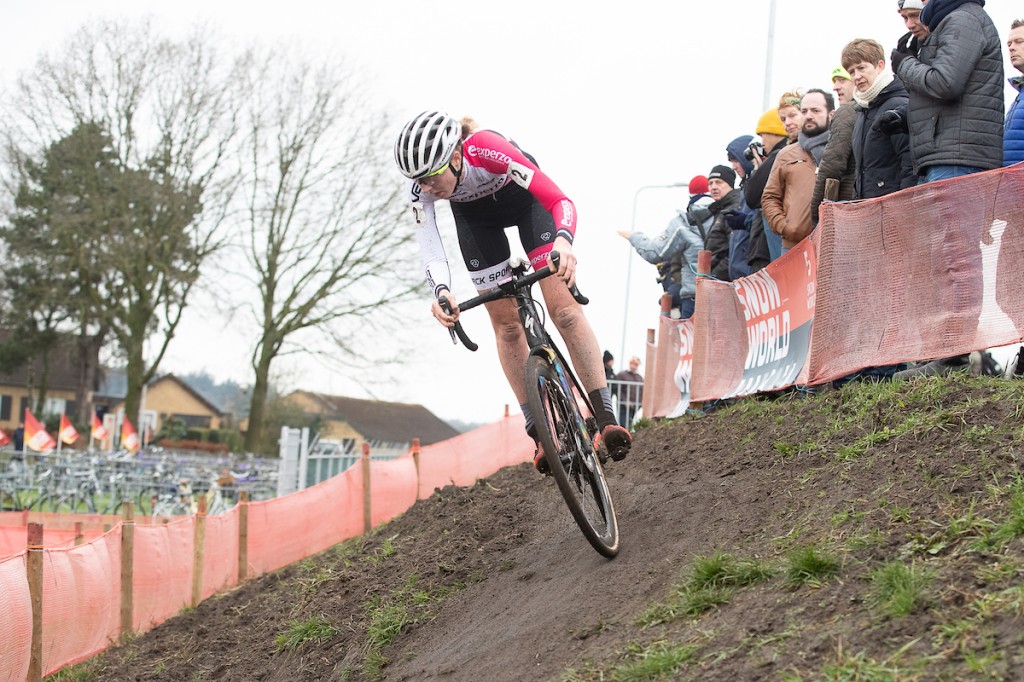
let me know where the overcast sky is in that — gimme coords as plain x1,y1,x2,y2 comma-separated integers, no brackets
3,2,1021,425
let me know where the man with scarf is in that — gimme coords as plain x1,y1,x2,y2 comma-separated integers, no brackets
761,88,835,253
888,0,1003,380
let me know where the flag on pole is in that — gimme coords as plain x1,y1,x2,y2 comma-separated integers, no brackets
121,418,140,453
0,429,9,447
24,409,56,452
91,414,109,440
59,413,80,445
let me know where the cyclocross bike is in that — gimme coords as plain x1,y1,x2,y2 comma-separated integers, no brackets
440,252,620,558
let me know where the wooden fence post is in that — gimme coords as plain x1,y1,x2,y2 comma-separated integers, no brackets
411,438,421,500
26,522,43,682
192,497,207,607
74,521,84,546
362,442,372,534
642,328,657,420
237,491,249,582
691,249,713,414
120,502,134,639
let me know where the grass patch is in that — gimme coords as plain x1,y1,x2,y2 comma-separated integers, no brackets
785,545,841,586
609,641,698,681
636,552,773,627
869,560,933,617
275,615,338,651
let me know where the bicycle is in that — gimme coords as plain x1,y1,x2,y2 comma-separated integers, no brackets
440,252,620,558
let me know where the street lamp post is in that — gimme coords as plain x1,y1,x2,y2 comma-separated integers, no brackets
620,183,689,366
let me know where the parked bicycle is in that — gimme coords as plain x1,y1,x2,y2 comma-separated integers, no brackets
441,252,619,557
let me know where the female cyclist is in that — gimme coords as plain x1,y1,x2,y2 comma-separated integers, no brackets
394,110,631,472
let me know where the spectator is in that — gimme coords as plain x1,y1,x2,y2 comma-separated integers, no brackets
897,0,930,54
617,178,712,319
891,0,1004,180
603,351,615,380
777,89,805,141
844,39,916,199
890,0,1004,379
704,164,745,281
726,135,755,184
12,422,24,455
831,66,855,106
811,67,859,225
762,89,835,253
1005,19,1024,166
614,356,643,428
743,107,791,269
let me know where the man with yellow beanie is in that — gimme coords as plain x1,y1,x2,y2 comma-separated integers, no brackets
810,66,859,225
743,107,792,267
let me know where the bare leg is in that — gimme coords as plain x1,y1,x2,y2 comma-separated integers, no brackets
537,277,607,394
484,297,530,404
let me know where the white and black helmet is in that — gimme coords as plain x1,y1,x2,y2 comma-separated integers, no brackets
394,111,462,179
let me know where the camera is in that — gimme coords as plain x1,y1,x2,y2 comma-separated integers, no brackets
743,139,765,161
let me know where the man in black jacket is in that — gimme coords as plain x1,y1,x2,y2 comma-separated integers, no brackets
704,165,746,281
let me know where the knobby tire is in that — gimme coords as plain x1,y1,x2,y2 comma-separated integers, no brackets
526,356,619,558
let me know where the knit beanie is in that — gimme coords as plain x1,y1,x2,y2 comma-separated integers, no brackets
897,0,923,10
603,350,614,363
708,164,736,189
755,108,787,137
831,66,852,82
688,175,709,195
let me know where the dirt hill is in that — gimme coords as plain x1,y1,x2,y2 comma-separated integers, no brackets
76,375,1024,681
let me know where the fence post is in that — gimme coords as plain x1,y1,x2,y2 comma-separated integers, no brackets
691,249,712,414
660,292,672,316
192,496,207,607
74,521,84,546
361,443,372,534
238,491,249,582
411,438,421,500
642,328,657,420
26,522,43,682
120,502,134,639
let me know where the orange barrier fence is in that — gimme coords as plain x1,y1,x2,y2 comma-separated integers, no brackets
645,163,1024,417
0,413,532,681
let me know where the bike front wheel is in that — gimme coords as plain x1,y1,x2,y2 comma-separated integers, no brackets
526,356,619,558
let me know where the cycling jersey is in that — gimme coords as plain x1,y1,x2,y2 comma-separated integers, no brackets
406,129,577,295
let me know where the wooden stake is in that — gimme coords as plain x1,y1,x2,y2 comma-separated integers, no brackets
27,523,43,682
120,502,134,638
74,521,84,547
192,496,207,607
411,437,421,501
362,443,372,534
238,491,249,581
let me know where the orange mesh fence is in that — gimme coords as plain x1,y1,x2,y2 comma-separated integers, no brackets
200,508,238,601
0,415,532,678
810,165,1024,383
133,518,194,632
645,316,694,419
691,235,817,402
417,414,533,498
39,531,122,676
0,554,32,682
369,456,419,527
247,465,364,576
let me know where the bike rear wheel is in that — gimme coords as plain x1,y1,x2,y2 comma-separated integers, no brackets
526,355,619,558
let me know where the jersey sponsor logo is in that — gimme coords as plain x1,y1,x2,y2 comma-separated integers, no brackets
470,259,480,268
541,231,552,242
559,199,574,228
452,177,507,202
508,161,534,189
413,205,425,225
466,144,512,166
469,262,513,290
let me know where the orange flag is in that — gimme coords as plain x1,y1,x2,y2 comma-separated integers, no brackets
91,414,109,440
24,409,56,452
59,413,80,445
121,418,140,452
0,430,9,447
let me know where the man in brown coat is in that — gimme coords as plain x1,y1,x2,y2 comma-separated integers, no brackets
761,89,835,251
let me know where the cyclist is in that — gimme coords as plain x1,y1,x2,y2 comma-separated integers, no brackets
394,110,631,472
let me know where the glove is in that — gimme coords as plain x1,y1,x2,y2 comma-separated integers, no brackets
872,109,908,135
724,211,748,231
892,47,909,73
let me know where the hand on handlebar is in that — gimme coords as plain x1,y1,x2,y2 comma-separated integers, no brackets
548,237,577,289
432,289,460,328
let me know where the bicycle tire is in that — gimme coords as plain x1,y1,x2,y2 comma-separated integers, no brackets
526,355,619,557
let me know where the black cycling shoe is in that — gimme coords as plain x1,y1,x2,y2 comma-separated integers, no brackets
599,425,632,462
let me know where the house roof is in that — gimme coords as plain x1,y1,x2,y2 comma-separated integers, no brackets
99,370,224,415
294,392,459,445
0,331,97,392
153,374,225,417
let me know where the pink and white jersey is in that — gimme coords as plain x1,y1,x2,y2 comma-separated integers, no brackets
407,130,576,295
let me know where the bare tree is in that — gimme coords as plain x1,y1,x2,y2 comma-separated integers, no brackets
0,19,241,426
233,49,418,452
